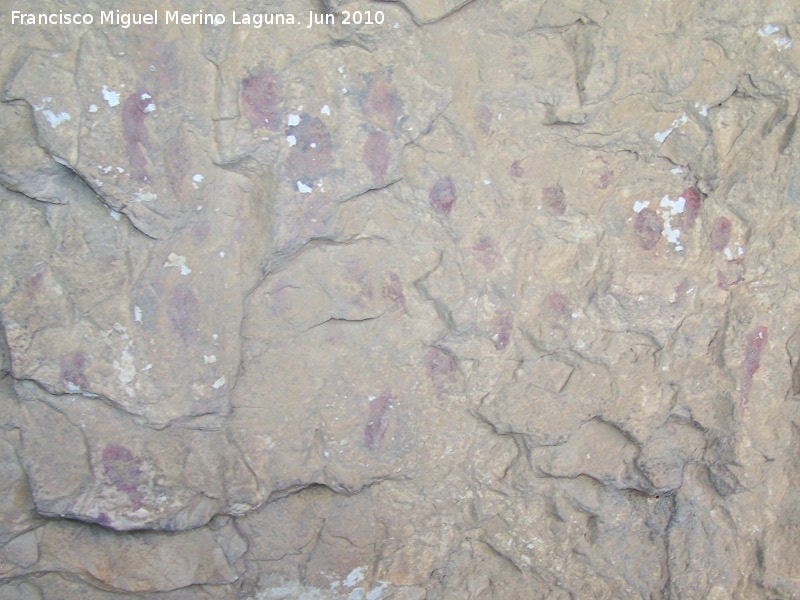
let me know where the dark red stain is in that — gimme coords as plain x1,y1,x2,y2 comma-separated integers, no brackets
192,218,211,246
511,160,524,178
681,187,703,228
425,347,458,389
364,75,402,130
60,352,90,390
167,284,200,343
430,177,457,215
710,217,732,252
542,186,567,215
491,310,513,350
364,392,393,450
241,68,282,130
741,326,768,406
122,92,151,181
102,444,144,508
102,445,142,494
634,208,661,250
382,272,406,309
363,130,390,181
286,116,333,181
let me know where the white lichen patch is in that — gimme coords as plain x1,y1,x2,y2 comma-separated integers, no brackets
193,173,204,183
134,305,142,323
204,354,217,364
102,85,121,107
88,104,98,113
212,376,226,389
144,102,156,112
32,98,70,128
133,189,157,202
654,113,689,144
286,135,297,146
343,566,366,588
659,194,685,215
759,24,780,36
774,37,793,51
113,350,136,385
633,200,650,213
42,109,71,128
321,104,331,116
287,113,301,126
297,181,313,194
108,208,121,221
164,252,192,276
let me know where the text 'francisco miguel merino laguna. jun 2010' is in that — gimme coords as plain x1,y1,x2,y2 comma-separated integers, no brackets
10,9,387,28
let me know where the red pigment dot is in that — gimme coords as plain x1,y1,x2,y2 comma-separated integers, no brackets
242,69,282,129
430,177,457,215
634,208,661,250
362,130,390,181
681,187,703,228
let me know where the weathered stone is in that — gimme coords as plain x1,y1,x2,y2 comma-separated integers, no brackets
3,0,800,596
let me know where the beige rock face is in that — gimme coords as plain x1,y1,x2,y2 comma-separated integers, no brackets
2,0,800,597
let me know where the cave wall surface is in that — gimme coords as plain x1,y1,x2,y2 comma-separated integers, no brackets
2,0,800,598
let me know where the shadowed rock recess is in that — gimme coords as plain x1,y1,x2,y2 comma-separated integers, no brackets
1,0,800,597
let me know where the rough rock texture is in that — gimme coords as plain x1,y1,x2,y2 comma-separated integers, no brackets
2,0,800,597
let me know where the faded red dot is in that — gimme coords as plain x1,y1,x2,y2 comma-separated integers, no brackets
596,170,615,190
383,272,405,309
61,352,89,390
634,208,661,250
710,217,731,252
544,291,569,320
477,105,493,134
473,236,499,270
430,177,457,215
542,186,566,215
362,130,390,181
364,392,393,450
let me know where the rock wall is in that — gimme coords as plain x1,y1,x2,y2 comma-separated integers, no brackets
1,0,800,597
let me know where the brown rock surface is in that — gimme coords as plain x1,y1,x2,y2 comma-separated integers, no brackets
2,0,800,597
